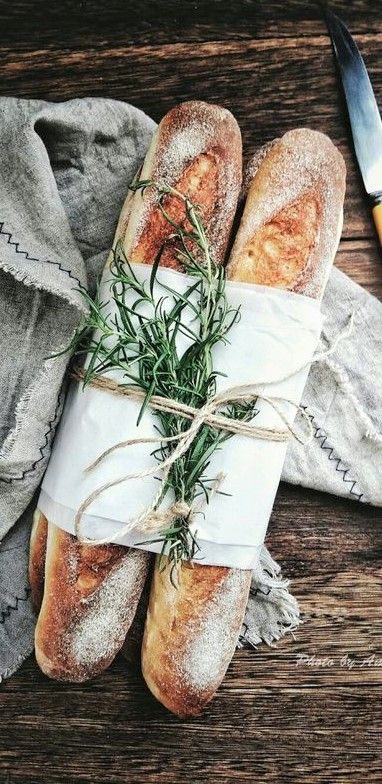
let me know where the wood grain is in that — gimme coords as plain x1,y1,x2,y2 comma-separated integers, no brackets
0,1,381,783
1,35,382,240
336,239,382,297
0,0,380,46
1,485,381,784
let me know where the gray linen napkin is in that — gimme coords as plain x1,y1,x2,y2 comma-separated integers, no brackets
1,98,381,680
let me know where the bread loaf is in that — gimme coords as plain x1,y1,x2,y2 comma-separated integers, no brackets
141,128,346,716
30,101,242,681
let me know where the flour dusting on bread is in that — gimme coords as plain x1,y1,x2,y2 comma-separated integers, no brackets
228,129,346,299
123,101,242,267
70,550,148,670
176,568,249,693
32,100,243,685
141,125,346,718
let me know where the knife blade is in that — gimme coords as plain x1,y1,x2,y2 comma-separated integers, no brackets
326,8,382,244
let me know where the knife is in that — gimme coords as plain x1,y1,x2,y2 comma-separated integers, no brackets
326,8,382,245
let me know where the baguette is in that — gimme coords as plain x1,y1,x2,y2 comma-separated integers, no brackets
141,128,346,716
31,101,242,681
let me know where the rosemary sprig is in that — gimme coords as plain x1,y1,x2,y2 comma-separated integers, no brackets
69,180,258,578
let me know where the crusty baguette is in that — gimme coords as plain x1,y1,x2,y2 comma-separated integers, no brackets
141,128,346,716
31,101,242,681
36,524,149,681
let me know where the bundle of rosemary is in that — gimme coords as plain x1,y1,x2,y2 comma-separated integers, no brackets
69,181,258,573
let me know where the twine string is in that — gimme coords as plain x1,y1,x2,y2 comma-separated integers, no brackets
72,379,311,545
72,313,355,546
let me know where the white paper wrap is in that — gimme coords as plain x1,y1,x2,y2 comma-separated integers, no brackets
39,263,323,569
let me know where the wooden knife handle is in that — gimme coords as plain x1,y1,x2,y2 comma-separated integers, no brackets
372,202,382,246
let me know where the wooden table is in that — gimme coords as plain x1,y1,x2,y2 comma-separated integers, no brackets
1,2,381,782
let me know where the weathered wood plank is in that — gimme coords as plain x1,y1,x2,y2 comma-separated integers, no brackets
337,239,382,298
1,37,382,241
1,671,381,784
0,0,380,47
2,484,381,783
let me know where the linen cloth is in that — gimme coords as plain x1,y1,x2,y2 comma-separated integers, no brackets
0,97,381,680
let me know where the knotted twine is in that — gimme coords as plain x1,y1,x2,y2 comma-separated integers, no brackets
71,311,354,547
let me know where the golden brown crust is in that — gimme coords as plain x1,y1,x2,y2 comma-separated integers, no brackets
142,559,251,716
141,127,346,717
131,151,219,269
228,128,346,298
32,100,242,682
231,189,322,289
29,510,48,611
123,100,242,269
35,523,149,681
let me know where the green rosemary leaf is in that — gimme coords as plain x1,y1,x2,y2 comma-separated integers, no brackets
149,245,163,298
136,378,156,426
